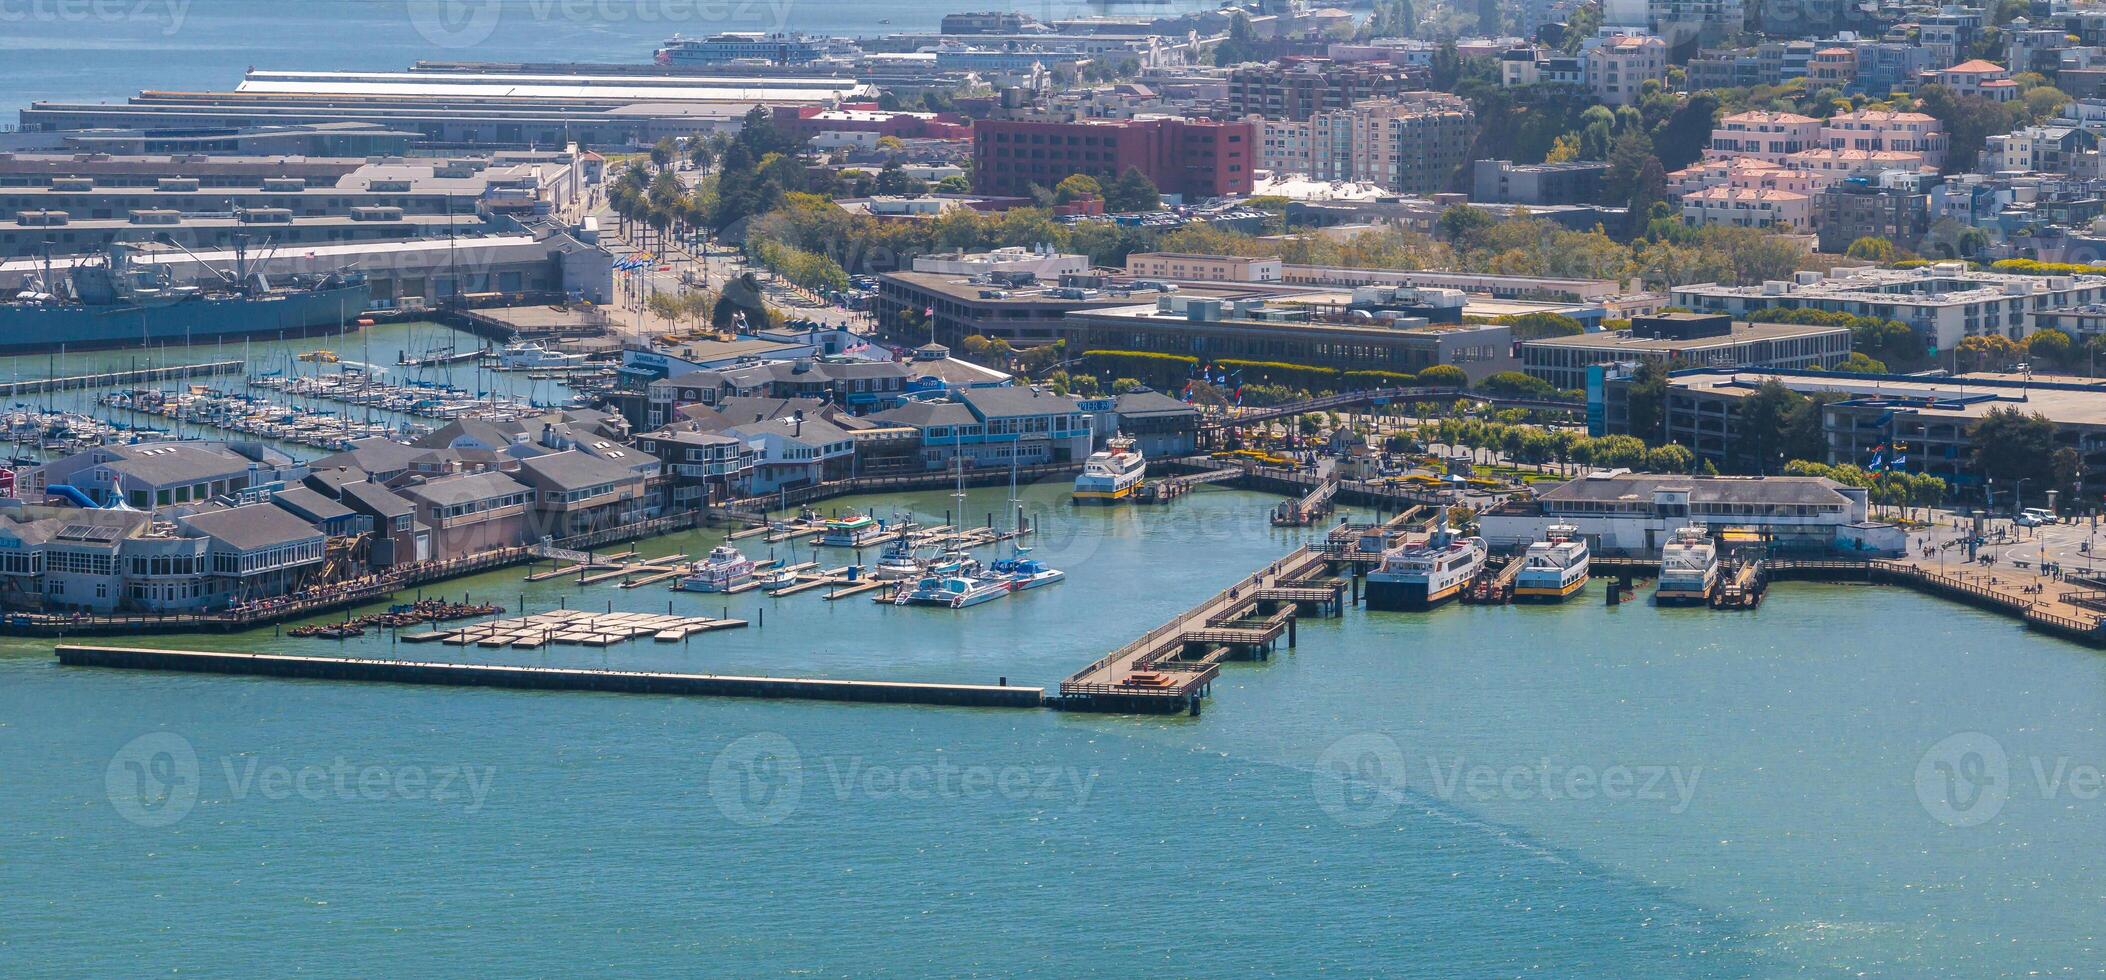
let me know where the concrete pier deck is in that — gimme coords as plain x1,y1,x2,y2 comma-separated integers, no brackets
54,645,1046,709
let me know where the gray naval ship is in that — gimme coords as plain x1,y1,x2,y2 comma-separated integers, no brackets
0,239,369,354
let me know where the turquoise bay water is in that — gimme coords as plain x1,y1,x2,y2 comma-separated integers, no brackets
0,0,1221,114
6,482,2106,973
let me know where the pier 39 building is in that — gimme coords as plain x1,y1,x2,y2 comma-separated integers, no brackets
1479,471,1875,556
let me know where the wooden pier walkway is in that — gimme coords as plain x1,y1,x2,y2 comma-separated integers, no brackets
1270,477,1338,526
1134,461,1244,504
55,645,1045,709
1462,554,1522,605
1056,545,1344,714
0,358,244,397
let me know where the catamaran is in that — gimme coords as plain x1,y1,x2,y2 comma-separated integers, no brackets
895,572,1012,608
1655,525,1720,605
1073,435,1146,503
1365,506,1488,611
1513,523,1590,601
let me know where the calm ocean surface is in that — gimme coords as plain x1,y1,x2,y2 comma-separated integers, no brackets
0,0,1218,115
4,475,2106,973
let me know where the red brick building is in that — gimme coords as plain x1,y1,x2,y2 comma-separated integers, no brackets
971,117,1256,200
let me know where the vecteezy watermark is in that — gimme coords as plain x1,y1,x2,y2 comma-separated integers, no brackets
0,0,191,33
1908,730,2106,829
105,732,497,827
1313,733,1704,826
705,732,1100,827
406,0,797,50
106,732,199,828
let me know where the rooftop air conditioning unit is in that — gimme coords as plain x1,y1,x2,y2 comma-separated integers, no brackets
1760,280,1790,295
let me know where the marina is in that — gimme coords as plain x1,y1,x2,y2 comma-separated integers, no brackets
97,385,415,450
249,370,547,423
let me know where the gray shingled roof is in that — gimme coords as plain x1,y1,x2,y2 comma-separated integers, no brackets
338,479,416,519
271,485,356,523
960,386,1083,419
868,400,978,429
100,442,252,487
312,436,423,475
180,503,326,551
1114,389,1200,419
400,471,531,508
516,450,636,492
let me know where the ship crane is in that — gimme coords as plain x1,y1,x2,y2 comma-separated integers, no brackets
148,232,238,289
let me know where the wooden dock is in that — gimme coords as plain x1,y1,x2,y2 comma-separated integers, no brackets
1270,477,1338,526
398,609,743,648
1134,463,1243,504
54,645,1045,709
0,358,244,397
1055,545,1345,714
1462,555,1522,605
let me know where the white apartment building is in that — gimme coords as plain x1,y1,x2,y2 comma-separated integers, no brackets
1586,33,1668,106
1671,264,2106,352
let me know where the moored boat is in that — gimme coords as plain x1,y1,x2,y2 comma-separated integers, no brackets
675,544,757,593
1073,435,1146,503
819,511,884,547
1366,506,1488,611
895,572,1012,608
991,552,1064,590
1655,525,1720,605
1513,523,1590,601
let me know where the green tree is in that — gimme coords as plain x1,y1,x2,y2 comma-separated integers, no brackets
1968,407,2060,504
1054,174,1103,203
1845,236,1898,263
1623,361,1672,443
1436,204,1497,245
1417,364,1467,387
1645,443,1696,473
1104,167,1162,212
2027,328,2075,369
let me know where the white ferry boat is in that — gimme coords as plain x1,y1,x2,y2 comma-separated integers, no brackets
1513,523,1590,601
1073,435,1146,503
674,544,756,593
1365,506,1488,611
1655,525,1720,605
493,341,590,370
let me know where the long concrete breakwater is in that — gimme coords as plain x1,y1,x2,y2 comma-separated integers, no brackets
54,645,1047,709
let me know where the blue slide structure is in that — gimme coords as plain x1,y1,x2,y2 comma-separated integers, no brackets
46,485,100,509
